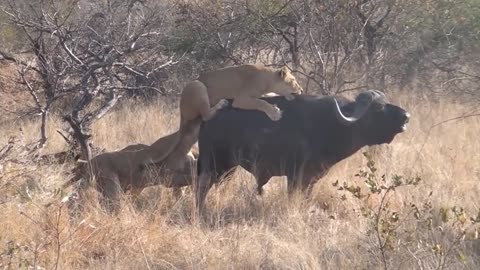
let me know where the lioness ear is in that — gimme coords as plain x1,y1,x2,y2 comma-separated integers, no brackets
278,66,289,78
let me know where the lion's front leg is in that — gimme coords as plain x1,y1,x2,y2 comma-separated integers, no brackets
231,96,282,121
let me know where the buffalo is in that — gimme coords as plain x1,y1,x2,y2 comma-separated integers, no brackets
194,90,410,215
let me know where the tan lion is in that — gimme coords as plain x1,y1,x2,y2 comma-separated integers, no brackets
62,128,199,215
156,64,305,169
180,64,304,123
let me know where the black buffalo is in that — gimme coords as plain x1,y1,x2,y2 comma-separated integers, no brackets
194,90,410,215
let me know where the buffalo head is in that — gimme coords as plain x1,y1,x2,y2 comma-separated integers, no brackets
333,89,410,145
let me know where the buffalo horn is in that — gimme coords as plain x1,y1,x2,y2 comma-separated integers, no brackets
334,90,386,125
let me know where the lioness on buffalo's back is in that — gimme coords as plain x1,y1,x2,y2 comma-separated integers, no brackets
194,90,410,216
153,64,304,171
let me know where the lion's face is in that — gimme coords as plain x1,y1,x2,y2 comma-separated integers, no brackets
272,67,304,98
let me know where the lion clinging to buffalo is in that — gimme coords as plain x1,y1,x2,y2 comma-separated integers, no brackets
152,64,304,169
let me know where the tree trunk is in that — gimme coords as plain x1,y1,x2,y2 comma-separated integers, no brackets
63,115,93,162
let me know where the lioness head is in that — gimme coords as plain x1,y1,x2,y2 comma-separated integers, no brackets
272,66,304,100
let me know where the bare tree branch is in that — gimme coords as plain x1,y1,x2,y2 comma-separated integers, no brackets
1,0,181,158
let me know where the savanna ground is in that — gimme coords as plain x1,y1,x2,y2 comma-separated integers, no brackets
1,86,480,270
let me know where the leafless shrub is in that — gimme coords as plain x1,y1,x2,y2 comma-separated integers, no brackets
0,0,183,159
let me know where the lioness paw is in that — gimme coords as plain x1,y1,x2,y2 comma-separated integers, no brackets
217,99,229,108
268,106,282,121
285,94,295,101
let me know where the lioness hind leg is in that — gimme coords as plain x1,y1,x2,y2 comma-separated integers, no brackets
99,177,123,215
232,96,282,121
180,80,229,123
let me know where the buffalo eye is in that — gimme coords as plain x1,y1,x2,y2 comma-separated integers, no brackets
372,102,385,112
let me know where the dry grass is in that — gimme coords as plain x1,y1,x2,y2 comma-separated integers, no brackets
1,91,480,270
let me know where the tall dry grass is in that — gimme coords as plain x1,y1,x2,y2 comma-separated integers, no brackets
0,91,479,269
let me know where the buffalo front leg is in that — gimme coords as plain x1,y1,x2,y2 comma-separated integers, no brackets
286,162,307,197
255,173,271,196
287,177,298,198
231,96,282,121
287,174,316,200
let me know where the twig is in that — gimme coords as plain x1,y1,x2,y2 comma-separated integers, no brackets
375,186,393,270
56,130,72,144
52,204,63,270
0,138,16,161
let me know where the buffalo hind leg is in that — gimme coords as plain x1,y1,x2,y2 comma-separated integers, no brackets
193,172,214,222
302,176,319,199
